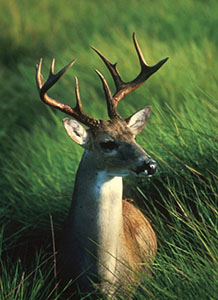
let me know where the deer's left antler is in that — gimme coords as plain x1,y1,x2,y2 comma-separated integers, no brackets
92,32,168,119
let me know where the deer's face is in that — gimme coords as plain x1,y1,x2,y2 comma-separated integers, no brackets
63,106,157,177
36,33,167,179
36,34,167,178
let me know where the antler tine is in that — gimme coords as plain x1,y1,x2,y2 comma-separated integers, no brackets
95,69,121,119
36,58,75,92
132,32,169,82
132,32,147,68
35,59,99,128
92,33,168,119
91,46,126,119
74,76,83,113
91,46,123,91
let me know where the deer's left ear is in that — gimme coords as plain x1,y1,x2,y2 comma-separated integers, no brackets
125,106,152,135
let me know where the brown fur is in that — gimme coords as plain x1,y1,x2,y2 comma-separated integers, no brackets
122,199,157,270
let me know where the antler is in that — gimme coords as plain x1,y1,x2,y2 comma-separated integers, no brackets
92,32,168,119
36,58,99,128
36,33,168,126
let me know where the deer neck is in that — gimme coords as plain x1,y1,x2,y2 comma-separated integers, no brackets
68,150,123,277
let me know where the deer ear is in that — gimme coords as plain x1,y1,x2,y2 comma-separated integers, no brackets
63,118,89,147
126,106,152,135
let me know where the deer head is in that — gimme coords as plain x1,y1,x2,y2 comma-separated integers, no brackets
36,33,168,177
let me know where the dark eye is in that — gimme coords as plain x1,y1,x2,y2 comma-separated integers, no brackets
100,141,118,152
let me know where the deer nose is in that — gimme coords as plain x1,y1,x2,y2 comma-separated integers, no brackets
146,159,158,175
135,159,157,176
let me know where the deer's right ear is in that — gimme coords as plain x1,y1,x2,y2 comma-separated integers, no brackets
63,118,89,147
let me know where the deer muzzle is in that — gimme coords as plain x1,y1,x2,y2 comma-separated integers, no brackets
135,159,158,176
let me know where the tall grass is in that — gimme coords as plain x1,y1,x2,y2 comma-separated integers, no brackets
0,0,217,299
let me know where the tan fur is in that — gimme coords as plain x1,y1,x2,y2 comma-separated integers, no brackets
122,199,157,269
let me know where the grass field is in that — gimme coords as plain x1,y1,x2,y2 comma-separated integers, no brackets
0,0,218,299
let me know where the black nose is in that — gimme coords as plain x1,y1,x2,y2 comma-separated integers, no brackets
146,159,158,175
135,159,158,176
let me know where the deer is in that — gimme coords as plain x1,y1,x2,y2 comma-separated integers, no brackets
35,33,168,298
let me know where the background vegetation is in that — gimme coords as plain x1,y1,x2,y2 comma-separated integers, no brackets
0,0,217,299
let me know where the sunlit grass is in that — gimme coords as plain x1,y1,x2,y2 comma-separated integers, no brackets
0,0,218,299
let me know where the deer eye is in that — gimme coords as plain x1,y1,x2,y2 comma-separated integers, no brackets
100,141,118,152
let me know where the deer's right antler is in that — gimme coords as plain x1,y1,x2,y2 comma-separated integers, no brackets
92,33,168,119
36,58,100,128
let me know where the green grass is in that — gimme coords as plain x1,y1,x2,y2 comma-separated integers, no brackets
0,0,218,299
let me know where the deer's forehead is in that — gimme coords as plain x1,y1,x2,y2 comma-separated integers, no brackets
91,119,133,141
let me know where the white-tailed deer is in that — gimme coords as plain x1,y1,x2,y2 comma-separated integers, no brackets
36,33,168,298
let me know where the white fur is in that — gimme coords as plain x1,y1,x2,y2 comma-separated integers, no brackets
63,118,89,146
93,172,123,280
68,154,123,282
